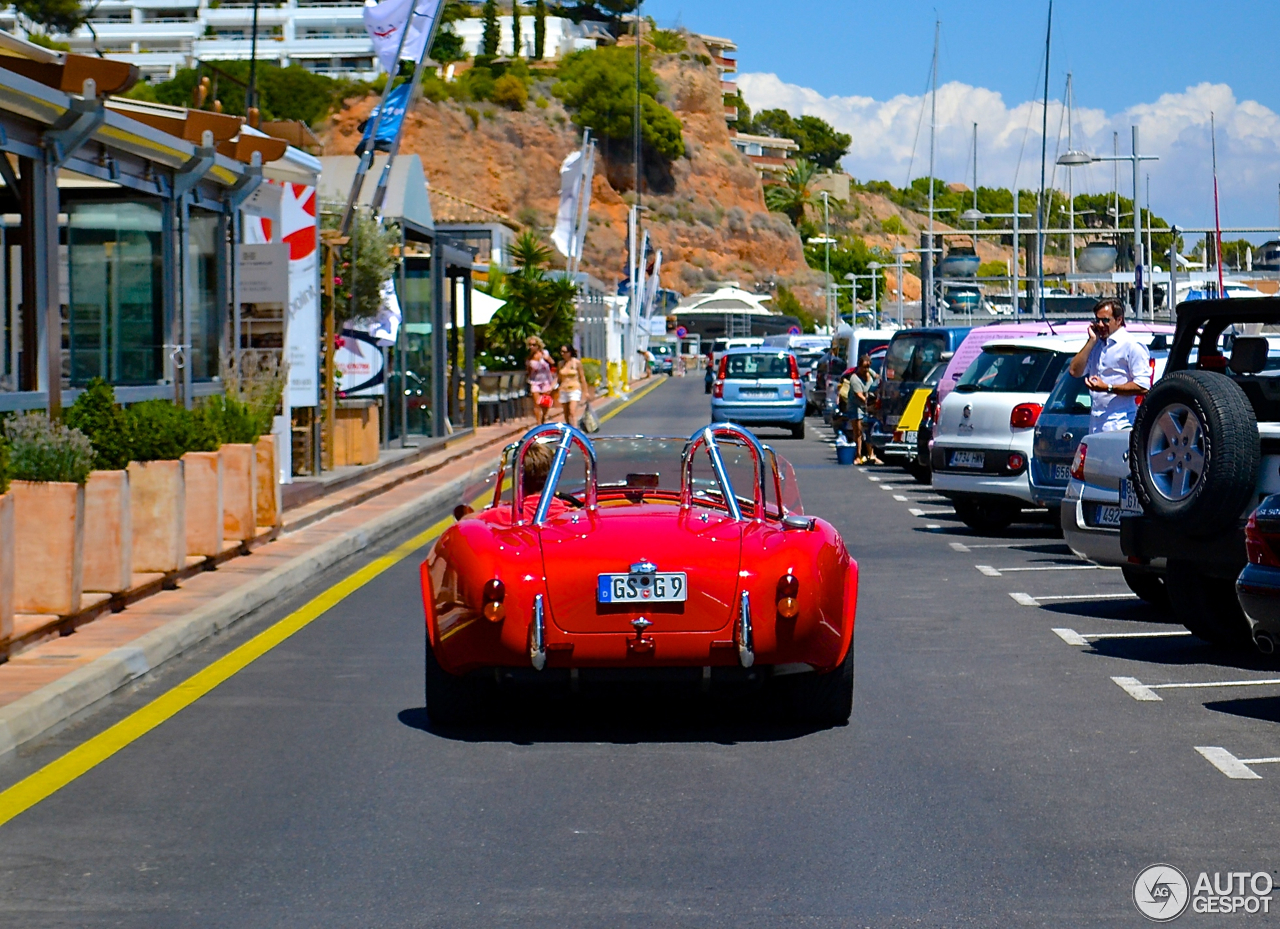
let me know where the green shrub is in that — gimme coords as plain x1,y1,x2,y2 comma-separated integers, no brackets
650,29,685,54
582,358,602,388
461,66,495,102
198,395,261,445
534,94,549,109
0,439,9,495
6,413,95,485
127,400,218,461
554,47,685,162
464,106,481,128
64,378,135,470
880,214,908,236
491,74,528,111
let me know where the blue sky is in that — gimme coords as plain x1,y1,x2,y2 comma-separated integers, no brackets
644,2,1280,234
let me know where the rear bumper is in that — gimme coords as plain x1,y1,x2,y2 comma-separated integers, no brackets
1120,515,1246,580
710,400,806,425
1236,563,1280,640
932,470,1037,505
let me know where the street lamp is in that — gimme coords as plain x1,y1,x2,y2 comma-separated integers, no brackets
820,190,833,330
867,262,881,328
1058,126,1158,319
954,207,1033,315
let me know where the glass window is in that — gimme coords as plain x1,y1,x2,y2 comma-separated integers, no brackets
390,255,434,438
187,209,221,381
956,348,1067,394
67,200,164,387
1044,373,1091,415
884,334,945,384
724,352,793,379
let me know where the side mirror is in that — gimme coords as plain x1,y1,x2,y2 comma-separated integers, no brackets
782,514,815,531
453,504,474,521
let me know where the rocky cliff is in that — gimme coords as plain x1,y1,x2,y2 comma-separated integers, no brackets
321,35,823,303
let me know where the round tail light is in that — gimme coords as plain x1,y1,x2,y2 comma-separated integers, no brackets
1007,452,1026,472
482,578,505,622
776,574,800,619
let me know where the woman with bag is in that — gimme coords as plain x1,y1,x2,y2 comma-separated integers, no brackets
526,336,557,424
557,344,591,428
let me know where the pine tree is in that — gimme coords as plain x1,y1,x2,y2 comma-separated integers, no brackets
481,0,500,56
533,0,546,60
510,2,521,57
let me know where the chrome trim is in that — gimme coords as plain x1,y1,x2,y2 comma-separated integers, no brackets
736,590,755,668
680,422,768,522
530,593,547,671
512,423,598,525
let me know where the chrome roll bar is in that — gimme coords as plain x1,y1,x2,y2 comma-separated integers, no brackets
512,422,598,525
679,422,768,522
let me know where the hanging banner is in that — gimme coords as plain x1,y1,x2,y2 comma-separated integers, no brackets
551,149,584,258
358,82,412,154
336,328,386,396
364,0,442,72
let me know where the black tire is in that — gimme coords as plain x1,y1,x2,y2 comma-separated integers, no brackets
791,422,806,439
953,498,1016,533
790,647,854,725
425,634,490,726
904,460,931,484
1130,370,1259,536
1121,566,1170,608
1164,560,1252,648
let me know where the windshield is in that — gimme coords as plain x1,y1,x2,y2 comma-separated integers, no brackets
885,335,946,384
956,348,1068,394
1044,373,1090,415
724,352,794,379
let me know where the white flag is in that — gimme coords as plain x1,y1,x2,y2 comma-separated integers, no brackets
551,149,583,258
644,249,662,317
572,143,594,260
364,0,442,72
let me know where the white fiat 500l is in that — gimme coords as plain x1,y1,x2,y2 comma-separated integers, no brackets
931,335,1085,532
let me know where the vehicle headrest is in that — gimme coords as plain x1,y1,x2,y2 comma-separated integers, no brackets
1230,336,1269,374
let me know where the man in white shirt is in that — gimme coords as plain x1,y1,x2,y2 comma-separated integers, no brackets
1067,297,1152,433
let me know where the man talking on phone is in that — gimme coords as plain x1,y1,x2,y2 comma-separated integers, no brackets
1068,297,1152,433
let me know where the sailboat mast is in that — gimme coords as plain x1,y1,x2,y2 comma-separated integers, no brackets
1211,112,1225,296
1066,72,1075,284
1035,0,1053,319
925,19,938,323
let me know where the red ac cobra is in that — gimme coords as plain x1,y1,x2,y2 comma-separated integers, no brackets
420,422,858,725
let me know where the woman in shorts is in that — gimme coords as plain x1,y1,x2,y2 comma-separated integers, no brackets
526,336,557,424
557,344,590,427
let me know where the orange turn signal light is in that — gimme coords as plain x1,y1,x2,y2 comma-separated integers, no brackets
482,579,505,622
776,574,800,618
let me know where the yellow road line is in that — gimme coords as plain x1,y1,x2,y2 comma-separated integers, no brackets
599,376,665,423
0,377,670,829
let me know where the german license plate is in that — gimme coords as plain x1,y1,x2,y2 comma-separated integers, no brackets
597,572,688,603
950,450,984,469
1095,505,1123,528
1053,463,1072,482
1119,478,1142,514
905,430,918,444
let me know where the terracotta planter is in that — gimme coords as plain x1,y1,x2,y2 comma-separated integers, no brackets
221,444,257,542
182,451,224,557
12,480,84,616
83,470,132,593
129,459,186,574
255,434,281,528
0,494,12,641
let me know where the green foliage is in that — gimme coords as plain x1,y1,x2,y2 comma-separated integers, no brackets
485,236,578,360
534,0,547,59
198,396,261,445
978,260,1008,278
492,74,529,110
535,94,549,109
0,439,9,495
482,0,500,56
464,106,481,128
460,66,496,102
122,81,160,103
511,2,522,55
650,29,686,53
512,230,553,269
24,31,71,51
220,352,285,440
5,413,95,485
764,158,817,226
13,0,84,35
748,109,850,170
802,235,887,310
429,2,468,63
321,208,400,329
553,46,685,162
127,401,218,462
581,358,602,387
151,62,365,126
772,286,819,332
64,379,135,471
880,214,908,236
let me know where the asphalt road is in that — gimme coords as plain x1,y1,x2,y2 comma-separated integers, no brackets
1,373,1278,927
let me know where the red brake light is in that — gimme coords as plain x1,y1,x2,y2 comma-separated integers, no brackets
717,356,729,378
793,379,804,398
776,574,800,618
482,578,505,622
1245,513,1280,568
1010,402,1043,429
713,380,724,399
923,393,938,423
788,354,800,379
1070,442,1087,481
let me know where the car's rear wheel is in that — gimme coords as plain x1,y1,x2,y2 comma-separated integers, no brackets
425,634,491,726
904,460,931,484
791,421,806,439
1121,567,1170,608
1164,559,1252,648
953,498,1016,533
790,648,854,726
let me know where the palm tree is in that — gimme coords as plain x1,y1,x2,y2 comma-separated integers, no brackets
765,158,818,227
510,230,553,274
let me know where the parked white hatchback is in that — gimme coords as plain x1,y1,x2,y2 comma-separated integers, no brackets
931,335,1085,532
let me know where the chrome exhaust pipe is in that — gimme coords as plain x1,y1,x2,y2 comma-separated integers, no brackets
1255,631,1277,656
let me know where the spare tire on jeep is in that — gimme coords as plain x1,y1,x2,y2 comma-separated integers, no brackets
1129,370,1259,536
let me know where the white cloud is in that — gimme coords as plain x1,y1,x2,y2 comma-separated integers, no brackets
739,73,1280,238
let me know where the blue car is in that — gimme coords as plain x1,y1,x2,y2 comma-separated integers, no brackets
710,347,807,438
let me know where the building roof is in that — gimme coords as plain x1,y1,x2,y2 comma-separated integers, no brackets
694,34,737,51
675,284,775,317
732,132,800,151
429,188,519,229
318,155,434,232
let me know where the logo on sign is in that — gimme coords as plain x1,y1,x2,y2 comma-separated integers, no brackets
1134,864,1190,921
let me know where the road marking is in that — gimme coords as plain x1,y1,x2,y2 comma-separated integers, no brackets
866,475,881,482
893,494,908,501
1011,592,1139,607
976,565,1002,577
1197,746,1265,780
992,564,1116,573
954,541,1073,550
909,508,953,517
1112,676,1163,701
598,377,666,422
925,524,942,530
949,542,971,552
1052,626,1190,645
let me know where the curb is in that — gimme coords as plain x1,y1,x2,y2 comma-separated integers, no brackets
0,456,494,761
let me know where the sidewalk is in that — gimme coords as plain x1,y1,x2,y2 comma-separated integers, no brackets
0,378,660,758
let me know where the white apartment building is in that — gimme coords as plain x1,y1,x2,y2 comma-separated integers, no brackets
0,4,608,84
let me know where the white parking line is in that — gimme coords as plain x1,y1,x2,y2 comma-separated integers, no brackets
1196,746,1268,780
925,524,942,530
976,565,1002,577
995,564,1116,573
1112,675,1280,702
893,494,908,501
866,476,881,482
1052,626,1190,645
1011,592,1139,607
909,508,953,517
952,541,1073,550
